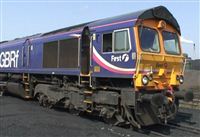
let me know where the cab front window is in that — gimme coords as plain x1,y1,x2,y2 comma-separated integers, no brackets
162,31,180,55
139,26,160,52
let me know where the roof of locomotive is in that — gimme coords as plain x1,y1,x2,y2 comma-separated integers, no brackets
0,6,180,46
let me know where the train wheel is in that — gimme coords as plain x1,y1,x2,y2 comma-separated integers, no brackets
38,94,44,106
0,91,4,96
103,116,118,125
69,104,80,115
47,101,53,109
37,93,54,108
42,95,48,107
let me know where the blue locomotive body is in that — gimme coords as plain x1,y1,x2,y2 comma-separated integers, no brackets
0,12,139,78
0,6,191,128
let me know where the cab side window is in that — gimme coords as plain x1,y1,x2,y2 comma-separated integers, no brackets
103,33,112,52
102,29,130,53
114,30,130,52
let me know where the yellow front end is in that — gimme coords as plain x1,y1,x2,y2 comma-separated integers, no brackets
135,53,185,90
131,19,188,125
133,19,185,91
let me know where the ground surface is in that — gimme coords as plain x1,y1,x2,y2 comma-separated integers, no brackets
0,95,200,137
180,70,200,92
0,95,144,137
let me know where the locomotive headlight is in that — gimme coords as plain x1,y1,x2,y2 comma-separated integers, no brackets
179,75,184,84
142,75,149,85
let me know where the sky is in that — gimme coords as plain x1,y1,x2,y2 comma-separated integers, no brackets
0,0,199,59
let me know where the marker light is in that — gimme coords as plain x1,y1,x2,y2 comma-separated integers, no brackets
142,75,149,85
157,20,166,29
179,75,184,84
176,75,180,80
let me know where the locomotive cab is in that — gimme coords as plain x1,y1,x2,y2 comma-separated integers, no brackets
132,18,192,125
134,19,184,91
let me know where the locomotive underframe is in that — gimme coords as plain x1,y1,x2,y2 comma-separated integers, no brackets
0,72,181,127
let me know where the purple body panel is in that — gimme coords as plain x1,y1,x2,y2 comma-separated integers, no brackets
0,11,141,78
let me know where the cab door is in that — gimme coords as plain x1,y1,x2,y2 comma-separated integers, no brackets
22,39,31,68
80,27,91,75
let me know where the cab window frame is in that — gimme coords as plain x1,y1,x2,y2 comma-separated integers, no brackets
138,26,161,53
102,28,131,54
102,32,113,54
162,30,181,55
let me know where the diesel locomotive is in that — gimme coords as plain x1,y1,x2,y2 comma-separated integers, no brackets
0,6,193,128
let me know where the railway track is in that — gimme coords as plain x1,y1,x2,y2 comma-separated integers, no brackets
142,129,171,137
193,93,200,100
147,122,200,137
179,93,200,110
167,122,200,135
1,95,200,137
140,119,200,137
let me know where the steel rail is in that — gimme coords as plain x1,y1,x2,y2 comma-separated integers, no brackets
167,122,200,135
139,128,171,137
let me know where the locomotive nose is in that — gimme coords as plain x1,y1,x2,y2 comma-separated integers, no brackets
151,94,169,106
141,93,169,107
